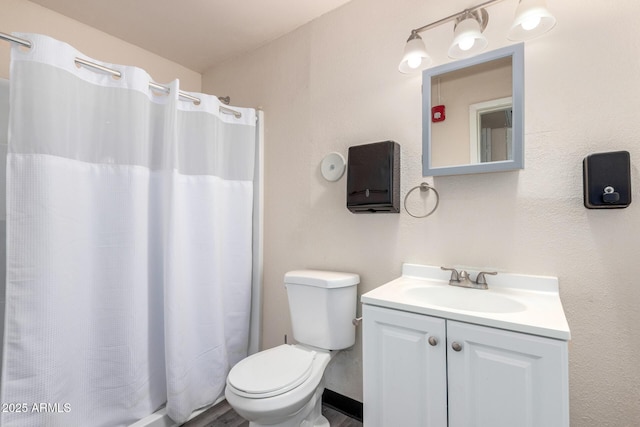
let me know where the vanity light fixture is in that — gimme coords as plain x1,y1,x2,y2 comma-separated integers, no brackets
448,9,489,58
398,0,556,73
399,32,432,73
508,0,557,40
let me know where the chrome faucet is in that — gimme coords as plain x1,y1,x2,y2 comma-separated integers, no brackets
441,267,497,290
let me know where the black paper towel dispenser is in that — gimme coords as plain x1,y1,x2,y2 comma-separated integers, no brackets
347,141,400,213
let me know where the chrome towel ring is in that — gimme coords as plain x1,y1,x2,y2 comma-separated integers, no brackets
404,182,440,218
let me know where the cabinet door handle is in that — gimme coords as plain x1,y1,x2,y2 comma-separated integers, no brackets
451,341,463,352
428,336,438,346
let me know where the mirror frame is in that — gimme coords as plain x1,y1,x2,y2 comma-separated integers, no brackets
422,43,524,176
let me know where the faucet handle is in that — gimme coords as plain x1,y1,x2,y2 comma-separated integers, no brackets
441,266,460,282
475,271,497,286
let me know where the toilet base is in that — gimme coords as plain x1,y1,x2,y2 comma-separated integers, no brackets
301,415,329,427
247,384,326,427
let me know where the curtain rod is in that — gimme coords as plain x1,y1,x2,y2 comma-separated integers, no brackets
0,31,242,119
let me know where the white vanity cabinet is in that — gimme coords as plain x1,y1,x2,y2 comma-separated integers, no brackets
363,304,570,427
363,304,447,427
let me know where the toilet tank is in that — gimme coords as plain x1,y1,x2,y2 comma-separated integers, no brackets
284,270,359,350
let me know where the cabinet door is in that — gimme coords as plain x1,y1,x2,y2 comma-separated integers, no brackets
363,305,447,427
447,321,569,427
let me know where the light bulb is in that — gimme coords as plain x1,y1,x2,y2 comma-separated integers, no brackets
521,15,541,31
407,55,422,69
458,37,475,51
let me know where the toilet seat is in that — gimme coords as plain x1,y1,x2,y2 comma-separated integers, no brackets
227,345,317,398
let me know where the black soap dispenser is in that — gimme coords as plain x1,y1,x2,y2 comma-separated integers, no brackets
346,141,400,213
583,151,631,209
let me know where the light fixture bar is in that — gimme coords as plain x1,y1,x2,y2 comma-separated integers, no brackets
399,0,556,73
410,0,507,36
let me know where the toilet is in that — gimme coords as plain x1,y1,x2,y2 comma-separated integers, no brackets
225,269,359,427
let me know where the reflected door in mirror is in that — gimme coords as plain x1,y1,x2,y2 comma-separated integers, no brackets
470,97,513,163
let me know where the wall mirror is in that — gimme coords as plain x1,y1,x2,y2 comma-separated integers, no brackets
422,43,524,176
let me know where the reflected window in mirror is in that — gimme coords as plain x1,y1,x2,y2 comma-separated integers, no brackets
423,43,524,176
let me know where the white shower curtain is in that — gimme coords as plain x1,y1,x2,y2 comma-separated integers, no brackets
1,33,256,426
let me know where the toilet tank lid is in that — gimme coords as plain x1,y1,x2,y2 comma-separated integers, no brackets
284,270,360,288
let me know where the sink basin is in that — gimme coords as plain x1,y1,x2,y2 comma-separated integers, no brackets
361,264,571,340
404,285,527,314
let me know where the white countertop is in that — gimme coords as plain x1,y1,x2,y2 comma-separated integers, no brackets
361,263,571,340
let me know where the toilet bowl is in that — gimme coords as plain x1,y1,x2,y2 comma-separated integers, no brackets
224,269,359,427
225,344,333,426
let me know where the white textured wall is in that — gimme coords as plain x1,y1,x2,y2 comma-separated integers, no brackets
207,0,640,425
0,0,201,91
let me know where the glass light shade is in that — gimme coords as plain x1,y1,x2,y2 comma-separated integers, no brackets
399,34,432,73
508,0,556,40
448,16,488,59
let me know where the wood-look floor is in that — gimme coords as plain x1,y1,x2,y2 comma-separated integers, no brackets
182,399,363,427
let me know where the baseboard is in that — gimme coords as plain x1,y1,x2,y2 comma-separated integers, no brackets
322,389,363,422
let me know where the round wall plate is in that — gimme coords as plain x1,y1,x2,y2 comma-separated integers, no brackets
321,152,346,182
